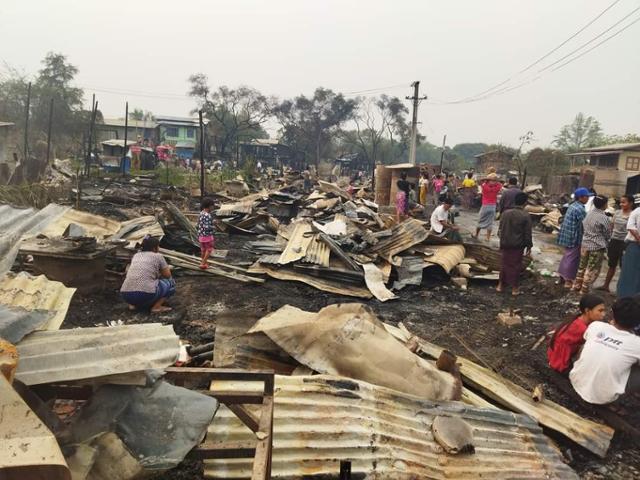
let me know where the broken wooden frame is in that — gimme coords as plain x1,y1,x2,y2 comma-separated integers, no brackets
164,367,274,480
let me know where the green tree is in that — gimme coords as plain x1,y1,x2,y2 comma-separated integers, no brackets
188,74,272,159
600,133,640,145
553,113,603,152
339,95,409,172
273,87,358,168
524,148,569,177
129,108,154,121
451,143,488,167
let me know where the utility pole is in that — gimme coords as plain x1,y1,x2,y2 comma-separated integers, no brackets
199,110,205,196
406,81,427,165
45,98,54,166
85,97,98,176
122,101,129,176
23,82,31,179
438,134,447,173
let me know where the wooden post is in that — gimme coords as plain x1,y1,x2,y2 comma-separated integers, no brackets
45,98,54,165
23,82,31,179
438,134,447,173
199,110,205,196
122,101,129,176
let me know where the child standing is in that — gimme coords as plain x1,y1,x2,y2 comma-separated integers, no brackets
547,294,605,373
197,198,215,269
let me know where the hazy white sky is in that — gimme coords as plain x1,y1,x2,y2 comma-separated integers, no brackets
1,0,639,148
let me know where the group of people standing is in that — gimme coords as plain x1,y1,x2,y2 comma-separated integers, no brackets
557,188,640,296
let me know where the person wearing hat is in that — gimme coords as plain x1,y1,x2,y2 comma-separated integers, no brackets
473,172,503,241
617,195,640,297
557,187,590,289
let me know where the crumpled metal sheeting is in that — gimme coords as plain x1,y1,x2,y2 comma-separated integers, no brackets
0,203,70,273
301,235,330,267
277,221,314,265
41,208,121,239
367,218,429,264
0,271,76,331
0,304,52,343
15,323,180,386
0,375,71,480
205,375,578,479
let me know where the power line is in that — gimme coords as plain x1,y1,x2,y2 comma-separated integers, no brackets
440,0,633,104
429,6,640,105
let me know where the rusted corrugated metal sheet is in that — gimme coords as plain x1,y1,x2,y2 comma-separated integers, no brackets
0,271,76,331
15,323,179,385
205,375,578,479
302,235,330,267
368,218,429,264
0,203,70,273
41,209,121,239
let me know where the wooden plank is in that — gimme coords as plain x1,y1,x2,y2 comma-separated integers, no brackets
414,336,614,457
190,441,256,459
166,256,264,284
227,404,260,432
252,395,274,480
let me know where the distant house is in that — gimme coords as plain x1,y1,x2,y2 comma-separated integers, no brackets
156,116,200,160
97,118,157,145
568,143,640,196
239,138,304,170
474,149,515,174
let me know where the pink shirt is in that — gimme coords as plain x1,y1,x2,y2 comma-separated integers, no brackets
433,179,444,193
481,181,502,206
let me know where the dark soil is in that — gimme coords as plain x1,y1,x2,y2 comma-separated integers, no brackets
63,208,640,478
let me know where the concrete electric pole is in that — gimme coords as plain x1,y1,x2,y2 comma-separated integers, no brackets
406,81,427,165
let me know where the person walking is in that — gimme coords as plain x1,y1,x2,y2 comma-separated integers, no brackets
597,195,634,292
617,196,640,297
498,177,522,214
431,174,444,205
395,172,411,222
572,195,611,294
557,188,590,289
461,172,476,209
473,173,502,241
497,192,532,296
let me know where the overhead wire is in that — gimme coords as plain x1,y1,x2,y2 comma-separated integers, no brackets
429,3,640,105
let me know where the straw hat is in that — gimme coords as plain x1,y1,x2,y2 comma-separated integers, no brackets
486,172,498,180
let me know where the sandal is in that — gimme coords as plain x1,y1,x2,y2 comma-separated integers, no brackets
151,306,173,313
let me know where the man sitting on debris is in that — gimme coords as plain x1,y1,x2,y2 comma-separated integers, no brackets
497,192,532,296
120,236,175,313
569,297,640,406
430,198,461,242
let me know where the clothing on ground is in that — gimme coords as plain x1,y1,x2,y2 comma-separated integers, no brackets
499,247,524,288
480,181,502,206
430,204,449,234
557,201,586,248
477,204,496,229
581,209,611,251
558,245,581,281
573,249,605,293
569,321,640,404
547,317,588,373
617,242,640,297
498,185,522,213
498,207,532,249
120,251,169,294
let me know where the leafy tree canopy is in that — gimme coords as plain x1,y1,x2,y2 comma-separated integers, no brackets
553,113,603,152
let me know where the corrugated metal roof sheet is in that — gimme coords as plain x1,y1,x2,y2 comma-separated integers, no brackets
41,209,121,239
15,323,179,385
0,375,71,479
368,218,429,264
302,235,330,267
205,375,578,479
0,203,70,273
0,272,76,331
277,221,313,265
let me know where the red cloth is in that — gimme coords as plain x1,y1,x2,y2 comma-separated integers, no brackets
547,317,588,373
481,181,502,206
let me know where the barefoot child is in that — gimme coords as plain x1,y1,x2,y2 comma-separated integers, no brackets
197,198,215,269
547,294,605,373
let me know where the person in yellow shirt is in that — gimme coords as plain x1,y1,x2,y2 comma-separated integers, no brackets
461,172,477,208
